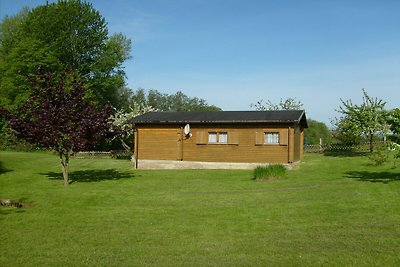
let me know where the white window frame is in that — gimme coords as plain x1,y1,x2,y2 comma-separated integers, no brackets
208,132,218,143
208,132,228,144
218,132,228,143
265,132,279,144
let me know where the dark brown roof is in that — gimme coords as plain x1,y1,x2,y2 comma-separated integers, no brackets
132,110,308,128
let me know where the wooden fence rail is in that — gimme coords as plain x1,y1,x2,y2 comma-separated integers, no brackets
304,141,385,153
74,150,131,159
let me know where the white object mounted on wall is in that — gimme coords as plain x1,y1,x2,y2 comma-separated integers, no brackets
184,124,192,137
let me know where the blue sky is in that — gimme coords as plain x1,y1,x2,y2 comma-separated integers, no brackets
1,0,399,124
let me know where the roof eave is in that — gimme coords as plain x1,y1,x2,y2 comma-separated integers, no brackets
133,120,299,125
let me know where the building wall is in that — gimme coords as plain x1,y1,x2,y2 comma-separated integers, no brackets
135,125,180,160
293,124,300,162
300,129,304,159
135,123,305,165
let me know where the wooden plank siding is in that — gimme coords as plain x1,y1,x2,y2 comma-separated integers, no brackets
300,129,304,159
293,125,300,162
135,123,305,164
136,126,181,160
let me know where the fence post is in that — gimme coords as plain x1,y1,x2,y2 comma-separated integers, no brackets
319,138,323,153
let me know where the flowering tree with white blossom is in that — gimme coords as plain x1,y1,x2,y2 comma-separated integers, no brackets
109,102,156,155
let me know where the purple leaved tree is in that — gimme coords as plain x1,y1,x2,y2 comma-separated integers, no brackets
1,69,113,186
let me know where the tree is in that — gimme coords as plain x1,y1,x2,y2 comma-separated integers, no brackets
129,88,221,111
0,8,40,108
304,119,332,145
109,102,156,154
1,69,113,186
0,0,131,109
331,116,364,145
388,108,400,144
251,97,303,111
385,109,400,166
334,89,389,152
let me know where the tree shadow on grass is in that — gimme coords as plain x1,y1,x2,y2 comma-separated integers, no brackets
323,151,369,158
41,169,134,183
345,171,400,183
0,161,12,175
0,208,26,220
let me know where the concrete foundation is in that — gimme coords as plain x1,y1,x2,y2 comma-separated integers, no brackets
136,159,298,170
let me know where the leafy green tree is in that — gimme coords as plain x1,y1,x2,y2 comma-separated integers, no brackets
0,8,33,107
0,0,131,109
130,88,147,109
0,7,29,56
304,119,332,145
251,97,303,111
130,88,221,111
334,89,389,152
331,116,364,145
388,108,400,144
0,38,61,107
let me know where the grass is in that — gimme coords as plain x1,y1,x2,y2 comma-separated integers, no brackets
253,164,286,181
1,151,400,266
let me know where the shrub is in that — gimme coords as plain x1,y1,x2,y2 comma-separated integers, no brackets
368,144,389,166
0,126,38,151
253,164,286,181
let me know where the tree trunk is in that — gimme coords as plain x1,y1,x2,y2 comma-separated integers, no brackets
60,153,70,186
369,131,373,153
120,139,132,153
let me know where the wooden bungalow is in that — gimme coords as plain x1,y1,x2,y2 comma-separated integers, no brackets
131,110,308,169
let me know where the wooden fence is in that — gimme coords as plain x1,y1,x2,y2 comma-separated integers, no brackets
304,141,384,153
74,150,131,159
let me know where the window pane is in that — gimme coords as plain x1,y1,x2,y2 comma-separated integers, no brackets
264,133,269,143
208,132,217,143
265,132,279,144
273,133,279,143
219,132,228,143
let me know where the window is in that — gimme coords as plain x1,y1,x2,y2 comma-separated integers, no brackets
265,132,279,144
208,132,228,144
208,132,218,143
218,132,228,143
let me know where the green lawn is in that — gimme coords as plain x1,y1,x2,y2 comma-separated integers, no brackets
1,151,400,266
